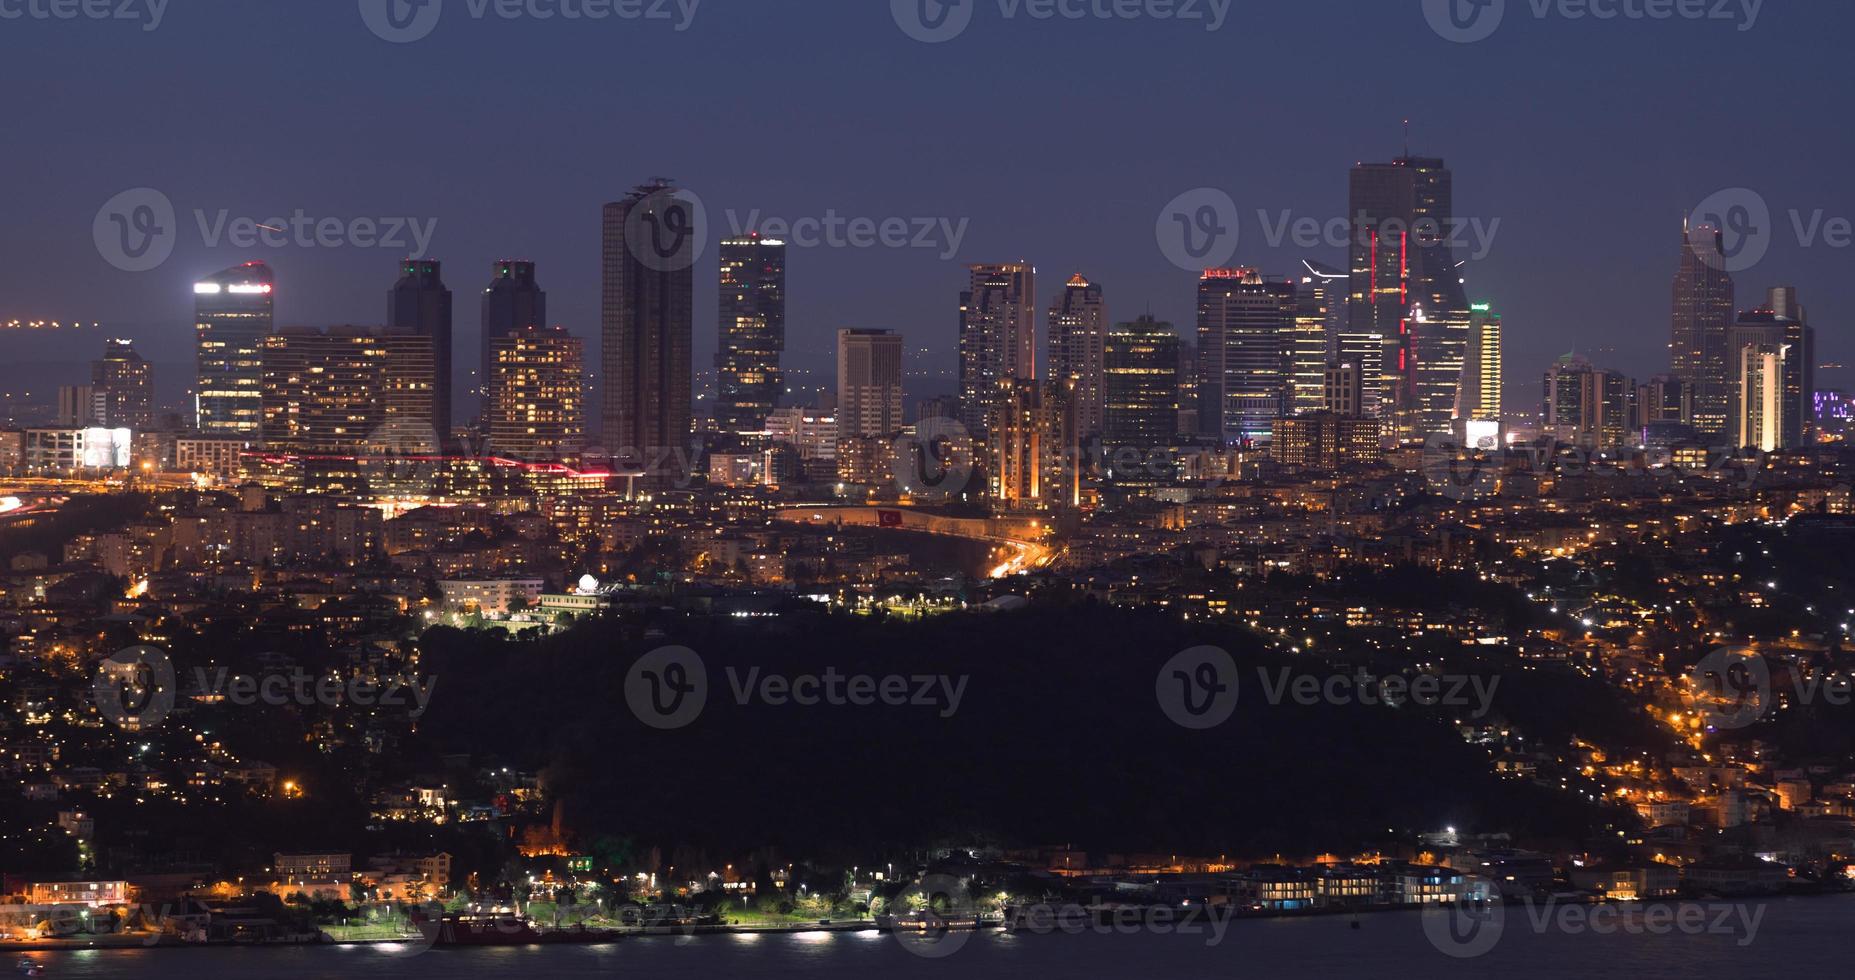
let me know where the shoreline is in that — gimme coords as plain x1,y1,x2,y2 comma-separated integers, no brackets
7,888,1848,954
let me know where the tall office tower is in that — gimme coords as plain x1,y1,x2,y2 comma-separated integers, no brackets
602,182,695,473
1453,304,1502,424
1728,299,1813,450
715,234,787,441
1047,274,1107,440
1324,362,1366,418
1290,276,1332,414
387,260,453,442
1104,315,1181,458
1671,219,1737,437
194,261,274,436
487,324,585,463
92,338,153,429
1195,268,1296,444
984,378,1077,509
259,327,434,454
958,262,1036,437
479,261,547,411
1542,353,1633,450
1348,155,1470,443
1637,375,1693,428
1336,331,1385,418
836,329,904,439
1737,344,1788,453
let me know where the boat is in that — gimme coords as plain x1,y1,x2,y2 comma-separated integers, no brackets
415,913,621,947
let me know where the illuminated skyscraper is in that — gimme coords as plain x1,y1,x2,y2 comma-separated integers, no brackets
1636,375,1692,428
1104,315,1180,453
1196,268,1295,444
194,261,274,436
985,378,1077,509
836,329,904,439
1543,353,1632,450
1736,344,1788,454
1290,274,1333,415
1454,304,1502,424
601,182,694,473
715,234,787,440
958,262,1036,437
92,338,152,430
1336,330,1385,418
1047,274,1107,439
479,261,547,410
488,324,585,463
1728,292,1813,449
1671,220,1737,437
387,259,453,442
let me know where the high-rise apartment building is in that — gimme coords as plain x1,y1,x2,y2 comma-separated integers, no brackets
260,326,435,454
479,261,547,411
1196,268,1295,444
1454,304,1502,424
487,324,585,463
1104,316,1180,455
1047,274,1107,440
984,378,1077,509
1543,353,1633,450
92,338,153,429
958,262,1036,437
836,329,904,440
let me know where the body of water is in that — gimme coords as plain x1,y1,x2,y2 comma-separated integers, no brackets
12,895,1846,978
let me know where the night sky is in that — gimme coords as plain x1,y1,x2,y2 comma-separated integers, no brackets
2,0,1848,418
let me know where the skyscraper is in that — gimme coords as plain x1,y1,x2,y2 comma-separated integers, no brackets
836,329,904,440
388,260,453,443
1543,354,1632,450
1736,343,1787,454
480,260,547,413
1349,155,1470,443
1454,304,1502,425
1336,330,1385,418
602,182,695,475
194,261,274,436
985,378,1077,509
1671,220,1737,437
1727,292,1813,449
1196,268,1295,444
1104,315,1180,455
92,338,152,430
958,262,1036,438
1290,274,1333,415
487,324,585,463
1047,274,1107,440
715,234,787,441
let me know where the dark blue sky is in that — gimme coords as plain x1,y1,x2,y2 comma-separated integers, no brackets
2,0,1849,417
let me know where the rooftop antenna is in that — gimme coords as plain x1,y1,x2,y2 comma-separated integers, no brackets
1402,118,1411,157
